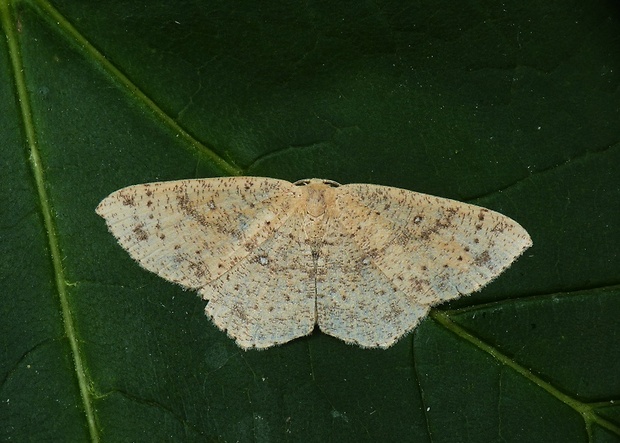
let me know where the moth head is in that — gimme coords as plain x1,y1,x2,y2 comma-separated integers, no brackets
293,178,341,188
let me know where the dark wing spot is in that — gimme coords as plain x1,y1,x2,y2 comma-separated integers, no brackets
133,224,148,241
474,250,492,267
121,193,135,207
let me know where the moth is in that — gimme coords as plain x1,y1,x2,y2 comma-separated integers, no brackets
96,177,532,349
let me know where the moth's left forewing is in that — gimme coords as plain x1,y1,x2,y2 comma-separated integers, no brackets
96,177,301,289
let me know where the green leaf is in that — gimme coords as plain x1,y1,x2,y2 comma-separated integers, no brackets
1,0,619,441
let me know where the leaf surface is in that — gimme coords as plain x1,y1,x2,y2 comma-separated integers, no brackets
1,0,619,441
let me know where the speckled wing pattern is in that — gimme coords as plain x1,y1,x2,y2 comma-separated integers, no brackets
316,215,431,348
201,210,316,349
96,177,299,289
96,177,318,349
317,184,532,348
97,177,532,350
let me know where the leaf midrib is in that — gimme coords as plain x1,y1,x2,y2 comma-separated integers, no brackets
2,1,99,440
